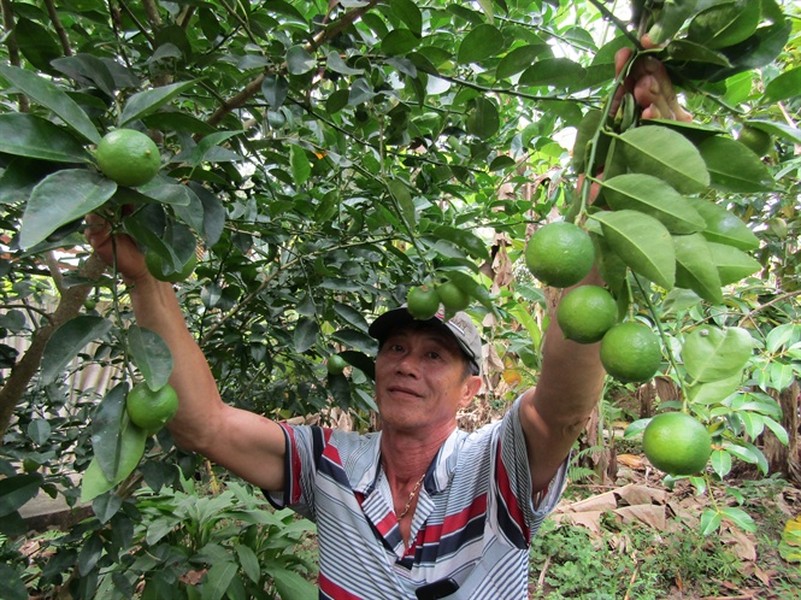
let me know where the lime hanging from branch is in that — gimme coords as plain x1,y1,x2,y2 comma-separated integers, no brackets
525,222,595,288
95,129,161,187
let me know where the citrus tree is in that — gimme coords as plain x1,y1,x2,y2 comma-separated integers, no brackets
1,0,799,597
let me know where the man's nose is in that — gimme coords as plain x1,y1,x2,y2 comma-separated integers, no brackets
396,352,420,376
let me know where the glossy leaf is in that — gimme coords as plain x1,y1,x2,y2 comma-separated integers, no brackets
267,565,317,600
619,126,710,194
673,233,723,304
128,326,173,391
80,417,147,502
119,81,196,125
0,113,89,163
457,24,505,63
466,97,499,140
592,210,676,289
40,316,113,385
706,241,761,284
90,384,127,481
496,44,550,79
688,198,760,251
687,373,742,405
0,473,42,517
602,173,705,234
688,1,761,49
0,65,100,143
764,65,801,103
519,58,586,89
683,325,753,383
0,565,27,600
698,136,774,192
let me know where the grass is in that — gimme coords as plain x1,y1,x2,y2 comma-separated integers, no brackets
529,476,801,599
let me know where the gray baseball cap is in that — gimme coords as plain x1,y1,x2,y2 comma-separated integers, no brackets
369,307,482,375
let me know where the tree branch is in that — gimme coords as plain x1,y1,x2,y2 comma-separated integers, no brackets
0,253,108,440
43,0,73,56
1,0,29,112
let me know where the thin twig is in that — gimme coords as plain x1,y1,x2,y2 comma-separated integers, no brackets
43,0,72,56
1,0,29,111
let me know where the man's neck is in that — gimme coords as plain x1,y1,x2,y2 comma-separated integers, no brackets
379,425,456,485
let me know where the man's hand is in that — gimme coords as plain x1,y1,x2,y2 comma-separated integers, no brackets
84,213,149,284
614,46,692,122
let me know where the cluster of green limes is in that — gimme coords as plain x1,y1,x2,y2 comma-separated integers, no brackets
526,222,662,383
126,382,179,435
406,277,471,320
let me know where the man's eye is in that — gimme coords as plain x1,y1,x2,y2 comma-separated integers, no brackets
427,351,441,360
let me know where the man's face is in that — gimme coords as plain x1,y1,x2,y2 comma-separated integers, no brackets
374,325,481,435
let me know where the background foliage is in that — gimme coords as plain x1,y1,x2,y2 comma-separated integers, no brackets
1,0,799,598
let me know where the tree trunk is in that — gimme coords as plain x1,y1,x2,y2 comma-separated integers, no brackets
764,381,800,485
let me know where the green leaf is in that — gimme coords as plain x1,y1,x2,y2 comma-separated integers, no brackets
688,198,760,251
390,0,422,36
466,97,499,140
20,169,116,249
381,29,419,55
387,178,416,228
0,113,90,163
496,44,549,80
764,65,801,103
0,65,100,143
119,81,196,126
293,318,318,353
673,233,723,304
700,508,722,536
457,24,505,64
290,144,311,186
698,136,774,193
720,506,757,532
710,450,732,478
14,18,63,73
618,126,710,194
519,58,586,89
706,242,761,285
602,174,705,234
0,564,27,600
432,226,490,260
266,565,318,600
201,561,238,600
688,1,761,49
40,316,113,385
592,210,676,289
80,417,146,502
765,323,800,353
235,544,261,584
743,119,801,145
623,418,649,438
90,384,127,481
686,373,741,405
0,473,43,517
683,325,753,383
286,45,316,75
128,326,173,391
262,74,289,108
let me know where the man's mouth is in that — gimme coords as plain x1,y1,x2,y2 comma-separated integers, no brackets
388,385,422,398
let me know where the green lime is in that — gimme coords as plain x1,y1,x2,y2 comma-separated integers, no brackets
737,126,772,156
436,280,470,312
642,412,712,476
126,382,179,434
327,354,348,375
556,285,618,343
525,222,595,288
406,284,440,320
145,249,197,283
600,321,661,382
95,129,161,187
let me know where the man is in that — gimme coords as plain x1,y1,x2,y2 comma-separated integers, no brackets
87,48,689,598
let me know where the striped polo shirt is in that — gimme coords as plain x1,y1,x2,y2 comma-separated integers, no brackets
266,397,567,599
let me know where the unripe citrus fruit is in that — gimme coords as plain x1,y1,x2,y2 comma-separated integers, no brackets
642,412,712,475
145,249,197,283
95,129,161,187
525,222,594,288
556,285,618,343
126,382,179,434
737,126,772,156
327,354,348,375
406,284,440,320
436,280,470,312
600,321,661,382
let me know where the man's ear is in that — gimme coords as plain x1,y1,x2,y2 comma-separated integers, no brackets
460,375,482,408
